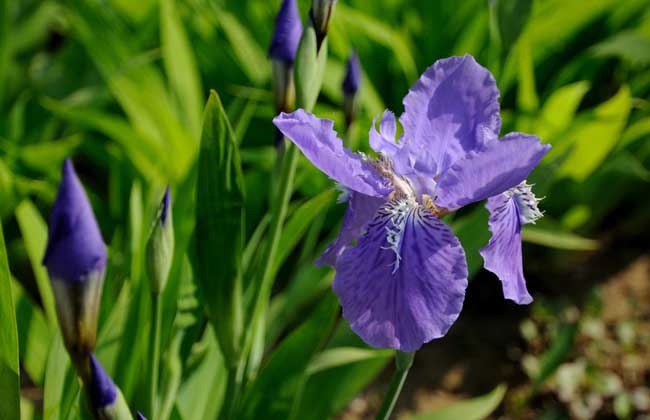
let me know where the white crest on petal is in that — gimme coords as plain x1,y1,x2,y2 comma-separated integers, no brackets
380,198,416,273
505,181,543,225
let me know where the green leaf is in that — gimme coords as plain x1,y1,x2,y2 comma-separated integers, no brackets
0,224,20,420
535,81,590,143
215,10,270,86
592,30,650,65
516,35,538,115
241,292,339,420
176,329,227,420
196,90,245,366
0,0,10,107
522,225,599,251
271,189,336,278
410,384,506,420
306,347,393,375
334,3,418,81
557,86,631,180
13,278,51,386
43,333,80,420
295,27,329,111
495,0,533,53
292,348,392,420
160,0,203,138
15,200,58,328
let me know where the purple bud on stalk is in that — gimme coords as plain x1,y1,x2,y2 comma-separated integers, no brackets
146,186,175,294
43,159,106,356
89,354,117,409
270,0,303,134
86,353,133,419
136,413,147,420
342,50,361,128
269,0,302,65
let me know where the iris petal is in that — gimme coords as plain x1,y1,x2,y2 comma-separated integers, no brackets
398,54,501,176
435,132,550,210
333,201,468,351
274,110,391,197
480,194,533,304
317,192,385,267
369,110,400,156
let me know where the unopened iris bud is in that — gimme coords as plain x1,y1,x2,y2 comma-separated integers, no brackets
43,159,106,357
269,0,303,120
88,354,133,420
146,186,174,295
310,0,337,49
135,412,147,420
342,50,361,128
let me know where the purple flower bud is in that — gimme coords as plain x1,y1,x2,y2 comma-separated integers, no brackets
89,354,117,409
146,185,175,294
161,185,171,226
342,50,361,96
269,0,303,64
43,159,106,283
43,159,106,354
136,412,148,420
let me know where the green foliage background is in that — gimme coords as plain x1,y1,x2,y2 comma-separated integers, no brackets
0,0,649,418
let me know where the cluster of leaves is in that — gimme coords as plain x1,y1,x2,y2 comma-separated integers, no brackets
0,0,649,419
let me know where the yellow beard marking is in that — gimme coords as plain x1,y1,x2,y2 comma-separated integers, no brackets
422,194,449,218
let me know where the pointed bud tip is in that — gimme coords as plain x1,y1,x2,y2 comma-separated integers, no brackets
161,185,171,225
89,354,117,408
136,412,148,420
342,50,361,95
310,0,337,43
43,159,106,283
269,0,303,63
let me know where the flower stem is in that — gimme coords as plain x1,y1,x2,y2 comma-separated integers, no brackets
375,351,415,420
147,294,162,419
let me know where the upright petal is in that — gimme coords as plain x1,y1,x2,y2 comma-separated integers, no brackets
274,110,391,196
369,110,400,157
43,159,107,283
317,191,385,267
398,54,501,176
435,132,550,210
333,200,468,351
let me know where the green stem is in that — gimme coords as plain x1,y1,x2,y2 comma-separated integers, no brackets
147,294,162,419
375,351,415,420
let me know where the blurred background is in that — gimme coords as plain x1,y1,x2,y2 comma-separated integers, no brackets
1,0,649,419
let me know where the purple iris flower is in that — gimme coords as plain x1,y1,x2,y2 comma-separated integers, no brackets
43,159,106,282
89,353,117,409
342,50,361,96
274,55,550,351
268,0,303,64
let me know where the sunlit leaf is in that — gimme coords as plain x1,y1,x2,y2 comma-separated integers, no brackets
196,90,245,366
0,224,20,420
15,200,58,328
556,85,631,180
410,384,506,420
